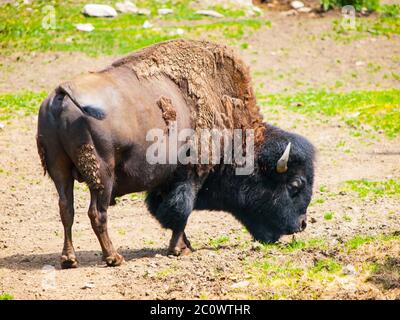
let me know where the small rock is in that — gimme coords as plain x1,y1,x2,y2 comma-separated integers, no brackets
172,28,185,36
291,101,304,107
75,23,94,32
196,10,224,18
290,1,304,10
81,282,95,289
82,4,118,17
251,6,263,15
142,20,153,29
0,123,5,130
155,253,163,259
355,61,365,66
298,7,312,13
342,264,357,276
115,1,138,14
281,9,298,16
231,280,250,289
137,8,151,16
310,217,317,223
158,8,173,15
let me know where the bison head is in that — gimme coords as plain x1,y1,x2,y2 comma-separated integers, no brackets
241,125,315,243
197,125,315,243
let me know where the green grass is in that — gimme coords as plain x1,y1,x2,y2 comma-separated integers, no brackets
128,192,146,201
346,234,400,250
262,237,327,253
324,212,334,220
246,232,400,299
310,198,325,206
310,258,342,274
0,293,13,300
342,179,400,198
346,235,375,249
260,89,400,138
209,235,230,249
0,91,47,121
321,0,380,12
0,0,267,56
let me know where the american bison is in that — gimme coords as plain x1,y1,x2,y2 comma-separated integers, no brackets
37,39,315,269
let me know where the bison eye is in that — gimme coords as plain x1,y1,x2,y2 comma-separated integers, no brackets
288,178,304,197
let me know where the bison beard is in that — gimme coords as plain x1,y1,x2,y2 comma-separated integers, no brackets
37,39,315,268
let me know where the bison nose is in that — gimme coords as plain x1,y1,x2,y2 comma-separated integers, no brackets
300,219,307,231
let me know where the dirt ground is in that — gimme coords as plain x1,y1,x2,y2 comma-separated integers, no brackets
0,11,399,299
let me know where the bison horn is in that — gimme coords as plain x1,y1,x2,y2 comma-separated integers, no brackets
276,142,291,173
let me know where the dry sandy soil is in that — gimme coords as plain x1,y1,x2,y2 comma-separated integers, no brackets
0,11,399,299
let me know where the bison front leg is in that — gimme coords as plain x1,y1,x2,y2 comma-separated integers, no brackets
169,230,193,256
88,175,124,267
146,178,199,256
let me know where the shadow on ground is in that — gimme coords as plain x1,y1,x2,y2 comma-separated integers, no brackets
0,245,220,270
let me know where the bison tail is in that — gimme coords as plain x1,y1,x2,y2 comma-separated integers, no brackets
54,84,106,120
36,135,47,176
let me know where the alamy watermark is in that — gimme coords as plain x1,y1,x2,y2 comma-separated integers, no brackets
41,265,56,290
341,5,356,31
146,122,255,175
41,5,56,30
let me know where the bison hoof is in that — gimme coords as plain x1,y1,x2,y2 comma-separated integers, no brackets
60,255,79,269
168,246,192,256
104,253,124,267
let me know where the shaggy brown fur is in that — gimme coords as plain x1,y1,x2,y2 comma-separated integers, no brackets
157,96,177,127
110,39,265,144
76,144,103,190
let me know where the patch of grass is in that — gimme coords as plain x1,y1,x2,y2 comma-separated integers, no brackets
0,1,268,56
129,192,146,201
260,89,400,138
240,42,249,50
209,235,230,249
199,292,209,300
143,239,155,246
0,293,13,300
346,235,375,249
0,91,47,121
391,72,400,81
247,233,400,299
310,258,342,274
262,237,327,253
345,233,400,250
324,212,334,220
310,198,325,206
319,185,328,193
343,214,352,222
380,3,400,18
342,179,400,198
321,0,380,12
118,228,127,236
155,267,173,278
